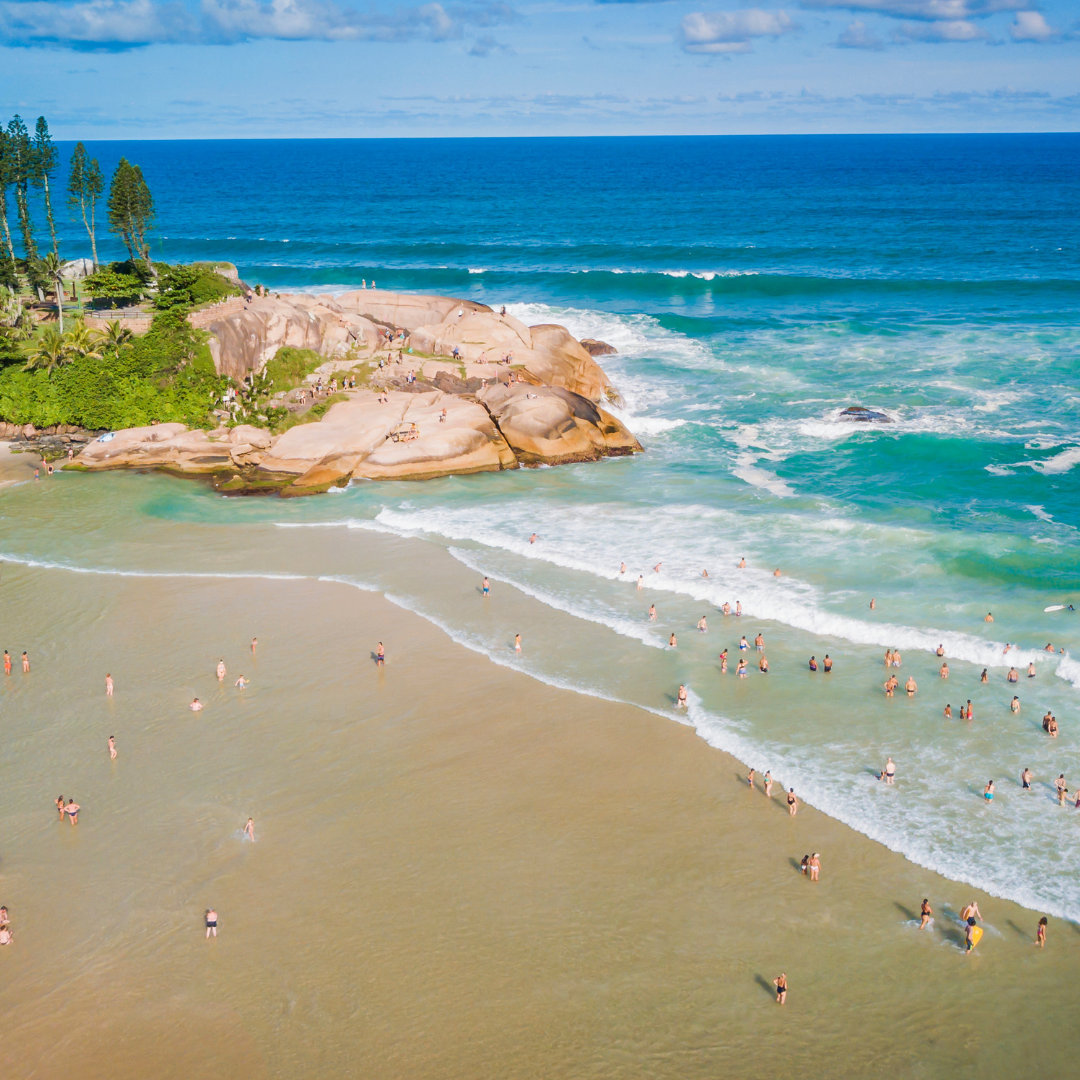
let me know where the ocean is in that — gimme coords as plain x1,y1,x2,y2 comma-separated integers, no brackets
19,133,1080,921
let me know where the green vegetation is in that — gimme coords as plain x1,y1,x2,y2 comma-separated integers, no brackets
107,158,155,276
154,263,241,311
82,266,146,306
67,143,104,270
263,346,325,392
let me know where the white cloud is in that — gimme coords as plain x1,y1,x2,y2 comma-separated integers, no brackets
0,0,514,47
836,18,884,46
1009,10,1056,41
893,16,984,39
801,0,1023,19
681,8,795,53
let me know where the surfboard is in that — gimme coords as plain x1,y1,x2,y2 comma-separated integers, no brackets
970,926,983,949
1045,605,1066,612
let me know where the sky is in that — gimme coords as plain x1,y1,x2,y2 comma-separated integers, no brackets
0,0,1078,136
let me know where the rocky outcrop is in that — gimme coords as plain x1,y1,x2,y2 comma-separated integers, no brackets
839,406,892,423
580,338,618,357
477,383,641,465
75,424,273,472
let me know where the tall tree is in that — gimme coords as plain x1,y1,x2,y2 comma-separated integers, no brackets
67,142,104,270
6,116,37,262
107,158,155,276
32,117,59,257
0,127,17,266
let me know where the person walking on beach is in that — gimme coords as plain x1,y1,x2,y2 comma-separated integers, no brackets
961,901,982,922
747,768,755,789
216,660,226,681
244,818,255,842
920,899,933,930
965,918,978,953
482,577,490,596
105,673,113,696
205,908,218,938
774,973,787,1004
108,736,117,760
808,853,821,881
764,771,773,797
787,789,798,816
376,643,385,666
1036,917,1047,948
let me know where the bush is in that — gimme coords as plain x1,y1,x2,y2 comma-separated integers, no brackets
262,346,324,392
154,265,241,311
84,267,145,305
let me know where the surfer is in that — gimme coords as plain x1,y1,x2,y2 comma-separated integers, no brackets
960,901,982,922
983,780,995,802
965,918,978,953
676,685,688,708
920,899,933,930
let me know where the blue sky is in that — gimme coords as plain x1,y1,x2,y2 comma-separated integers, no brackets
1,0,1078,135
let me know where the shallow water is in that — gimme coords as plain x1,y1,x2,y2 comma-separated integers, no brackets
25,137,1080,917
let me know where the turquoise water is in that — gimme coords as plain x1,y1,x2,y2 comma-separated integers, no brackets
23,134,1080,916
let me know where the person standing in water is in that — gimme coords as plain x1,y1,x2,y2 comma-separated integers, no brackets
105,673,114,696
669,633,677,648
697,616,707,632
823,655,833,672
719,649,728,674
944,704,952,719
529,534,538,544
764,771,773,797
905,676,917,696
648,604,657,621
108,736,117,760
919,899,933,929
56,795,65,818
787,789,798,815
482,577,490,596
870,598,876,610
376,643,385,666
1021,767,1033,791
65,798,79,824
808,853,820,881
21,651,29,673
637,575,643,591
738,558,746,569
216,660,226,681
809,656,818,671
190,698,204,711
1011,696,1020,713
514,634,522,653
3,651,9,675
774,973,787,1004
939,661,949,679
243,818,255,842
205,908,218,938
983,780,995,802
980,669,988,683
1055,774,1068,805
1036,917,1047,948
985,612,994,622
676,685,688,708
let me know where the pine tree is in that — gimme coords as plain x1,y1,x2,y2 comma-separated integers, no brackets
32,117,59,257
6,116,37,262
67,142,104,270
107,157,155,276
0,126,17,269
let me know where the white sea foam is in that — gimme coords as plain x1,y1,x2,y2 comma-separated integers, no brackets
1028,446,1080,476
447,547,668,649
731,453,796,498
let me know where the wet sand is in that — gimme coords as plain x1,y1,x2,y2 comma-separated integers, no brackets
0,548,1077,1079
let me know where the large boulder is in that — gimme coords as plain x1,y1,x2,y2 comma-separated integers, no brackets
74,424,271,472
477,383,641,465
333,290,490,331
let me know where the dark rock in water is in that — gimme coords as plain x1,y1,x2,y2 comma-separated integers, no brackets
580,338,618,357
839,406,892,424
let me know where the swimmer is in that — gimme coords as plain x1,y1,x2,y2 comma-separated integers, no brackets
759,656,769,673
735,601,742,617
884,649,893,667
1011,695,1019,713
669,633,677,648
1055,774,1068,805
1007,667,1018,683
787,788,797,816
2,651,8,674
676,684,688,708
620,563,626,574
944,704,952,719
482,577,490,596
216,660,226,681
235,676,248,689
965,700,973,720
754,633,765,651
243,818,255,842
719,649,728,674
702,569,709,579
376,642,385,666
205,908,218,938
764,771,773,797
773,568,781,578
920,899,933,929
808,853,820,881
653,563,662,574
738,558,746,569
983,780,995,802
739,636,749,651
514,634,522,653
747,768,755,788
1027,662,1036,679
637,576,643,591
529,534,538,544
1003,643,1011,655
1044,643,1054,653
648,604,657,621
985,612,993,623
190,698,204,711
698,616,708,633
808,656,818,672
56,795,65,818
936,644,945,657
251,637,257,654
1036,916,1047,948
736,658,747,678
1021,767,1033,790
65,798,79,824
980,669,988,683
722,602,731,615
870,598,876,610
892,650,901,668
774,973,787,1004
105,673,113,696
21,651,29,672
1047,716,1058,737
905,676,917,696
823,655,833,672
939,662,949,679
108,735,116,760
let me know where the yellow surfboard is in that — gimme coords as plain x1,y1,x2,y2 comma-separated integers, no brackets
970,926,983,949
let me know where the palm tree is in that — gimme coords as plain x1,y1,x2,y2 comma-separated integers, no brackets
24,325,69,374
63,319,101,361
0,285,32,343
39,251,65,334
95,319,133,353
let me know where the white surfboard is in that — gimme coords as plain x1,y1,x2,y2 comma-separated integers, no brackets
1045,605,1065,612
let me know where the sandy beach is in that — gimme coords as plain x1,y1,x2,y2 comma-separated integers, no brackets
0,452,1077,1077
